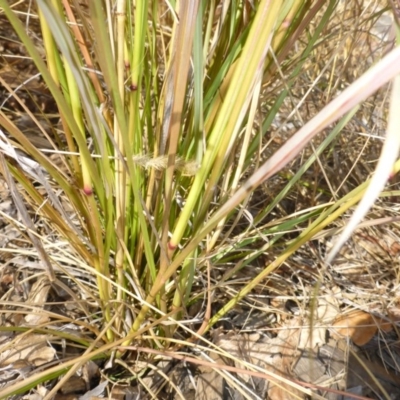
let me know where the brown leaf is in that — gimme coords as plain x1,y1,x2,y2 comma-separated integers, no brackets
332,310,392,346
0,334,55,366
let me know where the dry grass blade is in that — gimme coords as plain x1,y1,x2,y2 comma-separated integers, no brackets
209,45,400,231
0,152,55,281
326,73,400,263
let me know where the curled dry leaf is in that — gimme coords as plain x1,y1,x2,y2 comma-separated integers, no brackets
332,310,393,346
24,277,51,326
216,321,306,400
0,334,55,367
298,298,338,349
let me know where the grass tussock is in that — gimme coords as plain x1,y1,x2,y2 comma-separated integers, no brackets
0,0,400,398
